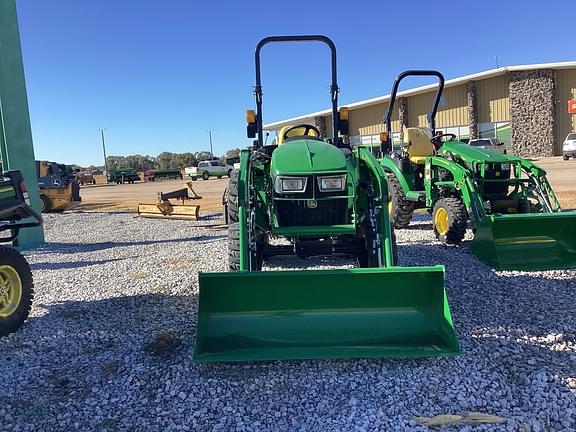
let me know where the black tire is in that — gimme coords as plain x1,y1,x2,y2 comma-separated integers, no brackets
228,223,241,271
387,174,416,229
202,171,210,181
92,179,96,185
39,194,51,213
432,197,467,244
563,155,570,161
227,170,239,223
228,222,262,271
191,176,197,181
227,169,233,178
0,246,34,337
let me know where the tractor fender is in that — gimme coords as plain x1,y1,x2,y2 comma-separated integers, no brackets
379,157,413,198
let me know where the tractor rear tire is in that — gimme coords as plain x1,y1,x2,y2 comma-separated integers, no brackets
387,174,416,229
227,170,239,223
0,246,34,337
432,197,467,244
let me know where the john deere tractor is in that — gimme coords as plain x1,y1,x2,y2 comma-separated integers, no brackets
380,70,576,271
193,36,459,363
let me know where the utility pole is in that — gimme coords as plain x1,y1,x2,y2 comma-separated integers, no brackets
207,129,214,158
98,128,108,174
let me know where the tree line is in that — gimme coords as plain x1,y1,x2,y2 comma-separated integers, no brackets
100,149,241,172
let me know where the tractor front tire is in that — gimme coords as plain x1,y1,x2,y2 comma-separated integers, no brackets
432,198,467,244
228,222,263,271
227,170,239,223
0,247,34,337
228,223,241,271
387,174,416,229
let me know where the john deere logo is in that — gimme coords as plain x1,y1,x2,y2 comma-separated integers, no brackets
307,200,317,209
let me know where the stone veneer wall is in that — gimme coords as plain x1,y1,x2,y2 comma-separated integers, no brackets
314,116,327,138
398,97,408,142
509,70,556,157
466,81,478,140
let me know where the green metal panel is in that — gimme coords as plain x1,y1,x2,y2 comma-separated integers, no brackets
271,139,348,174
0,0,44,247
193,266,460,362
471,212,576,270
272,224,356,237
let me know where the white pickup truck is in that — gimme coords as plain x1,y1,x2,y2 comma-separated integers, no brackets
185,160,233,181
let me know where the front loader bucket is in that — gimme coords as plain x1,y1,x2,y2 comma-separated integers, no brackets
193,266,460,363
471,212,576,271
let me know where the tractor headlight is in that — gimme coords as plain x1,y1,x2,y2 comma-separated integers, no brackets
317,175,346,192
275,176,308,193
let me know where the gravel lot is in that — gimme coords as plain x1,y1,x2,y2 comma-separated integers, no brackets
1,212,575,431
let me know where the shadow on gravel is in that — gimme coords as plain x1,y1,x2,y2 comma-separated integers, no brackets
10,293,199,363
398,241,576,389
29,257,129,270
35,234,227,254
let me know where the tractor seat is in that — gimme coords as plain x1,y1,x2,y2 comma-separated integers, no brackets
403,127,434,164
278,124,321,145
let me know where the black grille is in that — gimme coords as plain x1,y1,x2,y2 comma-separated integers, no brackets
276,199,348,226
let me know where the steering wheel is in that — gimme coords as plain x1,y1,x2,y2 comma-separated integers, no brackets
283,124,321,141
430,133,457,150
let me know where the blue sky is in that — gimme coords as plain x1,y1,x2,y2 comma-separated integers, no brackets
16,0,575,166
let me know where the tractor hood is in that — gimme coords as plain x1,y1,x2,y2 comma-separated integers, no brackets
271,139,348,175
440,142,516,164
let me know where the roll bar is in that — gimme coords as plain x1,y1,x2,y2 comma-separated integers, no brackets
254,35,340,147
382,70,445,154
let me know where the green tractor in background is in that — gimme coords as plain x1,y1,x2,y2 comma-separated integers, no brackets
193,36,460,363
380,70,576,271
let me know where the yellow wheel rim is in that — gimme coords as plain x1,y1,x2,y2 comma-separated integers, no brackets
0,265,23,318
434,207,449,236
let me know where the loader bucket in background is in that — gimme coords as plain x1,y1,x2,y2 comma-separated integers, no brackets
471,212,576,271
193,266,460,363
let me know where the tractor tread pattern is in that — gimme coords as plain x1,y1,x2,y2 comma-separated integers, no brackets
228,223,241,271
227,170,239,223
433,197,467,244
387,174,416,229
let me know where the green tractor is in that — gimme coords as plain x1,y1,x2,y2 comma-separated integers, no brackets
380,70,576,271
193,36,460,363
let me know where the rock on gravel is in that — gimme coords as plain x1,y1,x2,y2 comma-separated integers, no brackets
0,212,575,431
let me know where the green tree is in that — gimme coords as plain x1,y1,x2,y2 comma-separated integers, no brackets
194,151,213,162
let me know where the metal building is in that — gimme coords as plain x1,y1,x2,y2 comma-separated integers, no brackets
264,62,576,157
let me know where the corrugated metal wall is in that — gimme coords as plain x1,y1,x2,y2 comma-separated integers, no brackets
476,75,510,123
408,84,469,127
556,69,576,149
312,69,574,149
349,103,400,135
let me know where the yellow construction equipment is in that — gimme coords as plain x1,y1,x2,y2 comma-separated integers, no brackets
138,182,201,220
